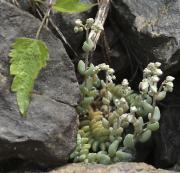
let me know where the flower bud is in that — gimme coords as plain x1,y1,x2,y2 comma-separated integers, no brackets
120,98,126,103
108,68,115,74
148,63,154,68
130,106,137,113
78,27,84,32
75,19,82,26
112,75,116,80
155,62,161,67
154,69,163,76
150,85,157,93
122,79,129,86
166,76,175,82
86,18,94,25
139,80,149,92
143,68,151,75
74,26,79,33
151,75,159,82
166,82,174,88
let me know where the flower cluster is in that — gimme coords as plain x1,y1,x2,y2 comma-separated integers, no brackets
139,62,174,100
74,18,95,33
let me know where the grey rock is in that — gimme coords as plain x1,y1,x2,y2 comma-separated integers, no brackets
50,0,96,54
50,162,176,173
153,74,180,171
0,0,79,169
111,0,180,73
9,0,97,62
110,0,180,170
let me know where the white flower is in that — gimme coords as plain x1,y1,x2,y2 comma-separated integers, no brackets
150,85,157,93
114,99,120,106
151,75,160,82
166,76,175,82
108,68,115,74
112,75,116,80
148,63,155,68
139,79,149,92
122,79,129,86
120,98,126,103
143,68,151,75
130,106,137,113
127,114,134,123
155,62,161,67
121,113,128,119
86,18,94,25
165,82,174,88
154,69,163,76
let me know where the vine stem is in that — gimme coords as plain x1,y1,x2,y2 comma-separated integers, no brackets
35,0,53,39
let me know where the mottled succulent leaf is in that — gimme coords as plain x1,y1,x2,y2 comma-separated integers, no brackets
9,38,48,115
78,60,85,75
123,134,135,149
53,0,96,13
108,140,120,157
97,153,111,165
153,106,161,121
147,122,159,131
116,150,133,161
139,130,152,143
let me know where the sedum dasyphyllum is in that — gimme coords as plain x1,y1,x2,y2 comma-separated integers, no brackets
70,19,175,164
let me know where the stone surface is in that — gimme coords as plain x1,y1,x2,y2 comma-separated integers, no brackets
130,73,180,172
153,73,180,172
50,0,96,55
111,0,180,73
50,162,176,173
0,0,79,170
110,0,180,170
9,0,97,62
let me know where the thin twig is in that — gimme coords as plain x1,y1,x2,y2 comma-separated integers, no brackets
35,1,80,59
11,0,19,7
88,0,110,50
36,0,53,39
48,18,80,59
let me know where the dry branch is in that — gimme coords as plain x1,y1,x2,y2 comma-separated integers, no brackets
89,0,110,50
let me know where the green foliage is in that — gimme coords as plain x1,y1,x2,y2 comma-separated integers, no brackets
9,38,48,115
7,1,96,116
70,61,175,164
53,0,96,13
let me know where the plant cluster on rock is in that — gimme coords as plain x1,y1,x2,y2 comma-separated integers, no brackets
70,18,175,164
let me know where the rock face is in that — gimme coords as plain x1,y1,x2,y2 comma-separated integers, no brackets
50,162,176,173
153,73,180,172
51,8,96,54
10,0,97,63
0,0,79,170
111,0,180,73
110,0,180,170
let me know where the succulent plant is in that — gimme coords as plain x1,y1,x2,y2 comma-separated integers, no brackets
71,18,175,164
71,61,175,164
